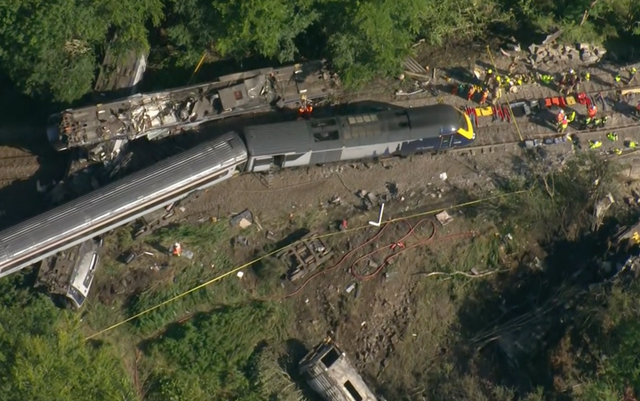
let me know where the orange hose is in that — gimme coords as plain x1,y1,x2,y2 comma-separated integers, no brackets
283,218,475,298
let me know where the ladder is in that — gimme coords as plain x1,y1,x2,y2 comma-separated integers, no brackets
267,162,276,187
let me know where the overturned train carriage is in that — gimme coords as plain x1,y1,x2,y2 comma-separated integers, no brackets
300,338,378,401
244,104,474,172
0,132,248,278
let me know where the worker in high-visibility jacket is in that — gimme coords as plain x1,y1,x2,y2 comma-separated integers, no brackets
557,117,569,133
589,140,602,149
613,148,622,155
479,89,489,105
607,132,618,142
628,141,638,149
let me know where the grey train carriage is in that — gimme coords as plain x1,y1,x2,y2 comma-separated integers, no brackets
243,104,474,172
0,132,248,279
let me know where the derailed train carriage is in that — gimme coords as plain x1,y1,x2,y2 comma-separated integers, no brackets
244,104,474,172
0,103,473,308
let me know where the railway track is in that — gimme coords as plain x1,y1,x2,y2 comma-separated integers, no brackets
424,120,640,159
0,155,41,182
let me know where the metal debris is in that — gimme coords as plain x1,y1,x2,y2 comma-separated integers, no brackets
435,211,454,226
230,209,253,229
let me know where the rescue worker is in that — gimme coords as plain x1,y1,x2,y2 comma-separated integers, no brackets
555,108,566,124
634,100,640,118
491,83,502,105
484,68,494,86
581,117,592,130
613,148,622,155
628,67,637,83
298,103,313,119
594,116,610,128
589,140,602,149
587,104,597,119
628,141,638,149
171,243,182,257
466,85,476,101
606,132,618,142
568,110,576,123
540,74,554,85
615,74,622,84
558,117,569,133
480,88,489,105
583,72,591,81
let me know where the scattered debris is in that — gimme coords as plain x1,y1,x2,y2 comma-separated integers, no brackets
435,211,454,226
439,172,448,181
125,253,137,264
329,195,342,206
345,283,357,293
236,271,244,279
277,232,334,281
233,235,250,247
593,193,615,231
230,209,253,229
384,271,398,280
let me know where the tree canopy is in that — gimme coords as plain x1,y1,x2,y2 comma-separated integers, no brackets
0,274,135,400
0,0,638,103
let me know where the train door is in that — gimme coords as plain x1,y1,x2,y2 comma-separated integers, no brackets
440,135,454,149
272,155,285,168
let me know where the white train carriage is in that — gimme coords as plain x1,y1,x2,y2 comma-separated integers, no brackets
0,132,248,278
243,104,474,172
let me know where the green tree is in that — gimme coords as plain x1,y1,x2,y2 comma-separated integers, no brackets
144,303,290,400
165,0,320,67
0,0,163,103
325,0,505,87
0,275,135,401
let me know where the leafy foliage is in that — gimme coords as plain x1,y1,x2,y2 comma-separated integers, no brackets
0,274,134,400
1,0,639,101
0,0,162,103
143,303,291,400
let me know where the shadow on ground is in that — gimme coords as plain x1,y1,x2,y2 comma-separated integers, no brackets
442,219,623,399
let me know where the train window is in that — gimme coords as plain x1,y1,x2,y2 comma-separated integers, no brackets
314,130,340,142
440,125,456,135
348,116,357,124
344,381,363,401
311,119,337,128
362,115,372,122
354,116,364,123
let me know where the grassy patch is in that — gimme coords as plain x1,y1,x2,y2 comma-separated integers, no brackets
140,302,294,400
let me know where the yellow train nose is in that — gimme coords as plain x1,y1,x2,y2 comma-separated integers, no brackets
457,113,474,140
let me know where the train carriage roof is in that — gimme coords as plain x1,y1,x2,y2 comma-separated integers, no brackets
243,104,466,157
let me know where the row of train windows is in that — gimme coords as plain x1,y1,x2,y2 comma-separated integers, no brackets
347,114,378,124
